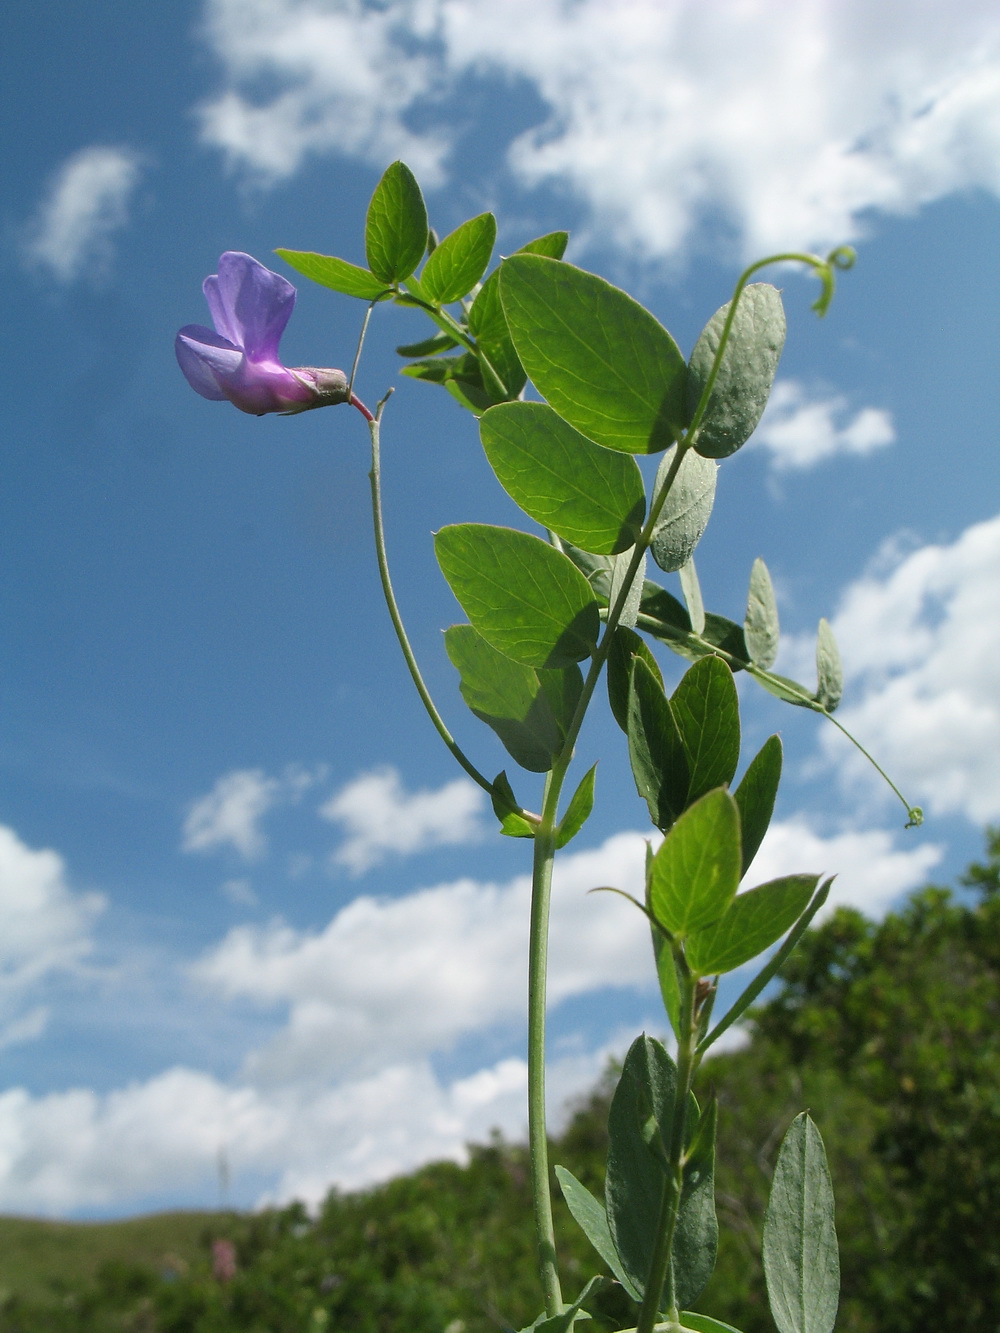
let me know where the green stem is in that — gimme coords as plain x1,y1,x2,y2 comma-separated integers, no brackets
527,770,564,1317
636,966,697,1333
365,404,495,797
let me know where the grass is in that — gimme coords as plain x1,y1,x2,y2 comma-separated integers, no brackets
0,1210,235,1304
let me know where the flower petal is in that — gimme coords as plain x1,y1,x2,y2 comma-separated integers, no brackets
205,252,297,361
175,325,242,401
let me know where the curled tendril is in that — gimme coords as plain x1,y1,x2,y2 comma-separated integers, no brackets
811,245,858,316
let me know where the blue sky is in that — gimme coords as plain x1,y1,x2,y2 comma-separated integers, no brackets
2,0,999,1217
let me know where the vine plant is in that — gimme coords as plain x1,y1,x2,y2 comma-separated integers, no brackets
176,161,922,1333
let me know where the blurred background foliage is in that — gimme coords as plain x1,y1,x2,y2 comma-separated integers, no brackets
3,828,998,1333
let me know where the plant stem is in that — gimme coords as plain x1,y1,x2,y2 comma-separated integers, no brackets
636,968,697,1333
527,769,564,1317
521,438,695,1316
365,406,495,797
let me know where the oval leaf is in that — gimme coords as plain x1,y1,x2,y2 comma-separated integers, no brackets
607,626,663,733
365,161,428,284
689,283,786,458
469,269,526,400
445,624,581,772
685,874,819,976
649,789,741,936
815,618,843,711
650,447,718,573
421,212,497,304
763,1113,840,1333
555,1167,639,1298
481,402,646,555
275,250,387,300
609,548,646,628
435,524,600,669
745,557,780,669
627,656,690,832
500,254,688,454
670,656,741,803
556,764,597,849
733,734,783,874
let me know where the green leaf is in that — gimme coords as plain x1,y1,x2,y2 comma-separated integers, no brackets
420,212,497,304
686,874,819,975
500,254,688,454
627,657,690,832
480,402,646,555
744,557,780,669
555,1167,639,1299
523,1276,606,1333
650,447,718,573
556,765,597,849
445,624,582,772
649,790,741,936
678,558,705,636
670,657,741,804
275,250,389,300
750,669,822,710
733,735,783,874
688,283,786,458
651,923,682,1039
518,231,569,259
490,771,536,838
640,591,752,671
365,161,428,284
395,331,459,357
445,375,494,416
672,1096,719,1308
609,548,646,628
679,1313,745,1333
815,618,843,711
605,1036,678,1299
607,627,663,732
762,1113,840,1333
436,524,600,669
468,270,526,400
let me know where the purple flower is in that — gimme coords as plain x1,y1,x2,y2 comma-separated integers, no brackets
175,252,349,416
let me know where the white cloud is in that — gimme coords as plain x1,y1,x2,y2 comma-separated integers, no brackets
0,825,104,997
195,830,651,1082
195,0,1000,259
812,514,1000,825
0,1046,614,1214
24,146,144,283
752,380,895,471
196,0,448,184
748,818,942,919
0,815,939,1214
319,767,486,874
183,765,319,861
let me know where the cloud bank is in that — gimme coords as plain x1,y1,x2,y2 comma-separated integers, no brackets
24,146,144,283
196,0,1000,259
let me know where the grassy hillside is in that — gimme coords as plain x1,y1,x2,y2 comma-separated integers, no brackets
0,1211,233,1303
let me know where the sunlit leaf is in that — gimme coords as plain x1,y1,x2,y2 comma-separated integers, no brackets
744,557,780,669
500,255,688,453
480,402,645,554
421,212,497,304
649,790,741,936
686,874,819,975
365,161,428,283
671,657,741,804
275,250,388,300
435,524,600,668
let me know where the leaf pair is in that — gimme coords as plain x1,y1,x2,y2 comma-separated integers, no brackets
556,1035,717,1312
609,648,741,833
499,255,785,462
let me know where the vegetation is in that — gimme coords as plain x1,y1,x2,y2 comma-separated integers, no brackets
2,832,998,1332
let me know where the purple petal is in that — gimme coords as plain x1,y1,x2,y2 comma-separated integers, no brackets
175,325,242,401
204,252,297,361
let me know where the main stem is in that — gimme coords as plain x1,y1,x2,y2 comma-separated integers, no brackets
636,970,698,1333
528,770,564,1316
